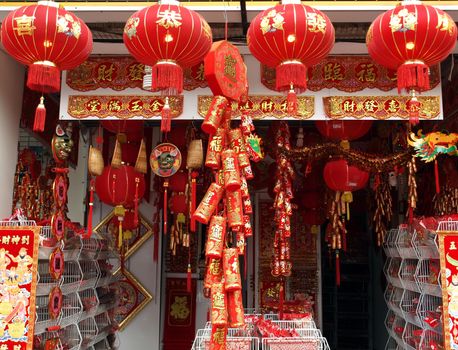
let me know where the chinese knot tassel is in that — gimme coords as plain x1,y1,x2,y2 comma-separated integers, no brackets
114,205,126,250
336,251,341,287
33,96,46,133
341,191,353,221
161,97,171,133
287,85,298,116
85,179,95,239
27,62,60,93
397,61,430,93
190,171,198,232
435,159,440,194
163,180,169,234
407,94,421,126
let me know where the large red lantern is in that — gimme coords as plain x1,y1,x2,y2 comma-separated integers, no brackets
95,165,146,207
315,121,373,141
323,159,369,192
366,2,457,95
1,1,92,132
247,1,334,112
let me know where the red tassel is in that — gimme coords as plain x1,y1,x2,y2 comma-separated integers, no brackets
27,63,60,93
152,61,183,94
435,159,440,194
153,222,159,262
187,263,192,293
163,180,169,234
407,96,421,126
397,62,430,93
279,284,284,320
276,61,307,92
336,252,341,287
86,179,95,239
287,86,298,116
161,97,171,133
134,179,140,227
190,171,198,232
33,96,46,133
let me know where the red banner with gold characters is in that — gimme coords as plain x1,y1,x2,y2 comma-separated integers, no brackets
67,95,183,119
0,226,40,350
66,56,207,91
323,96,440,120
198,95,314,120
261,56,440,92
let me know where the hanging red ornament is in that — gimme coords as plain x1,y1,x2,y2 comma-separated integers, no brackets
169,193,187,214
323,159,369,192
315,120,373,141
169,171,188,193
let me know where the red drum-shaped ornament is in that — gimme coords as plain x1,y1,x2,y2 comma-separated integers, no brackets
211,282,228,326
366,2,457,93
204,258,223,289
226,190,243,229
193,182,224,224
204,40,248,101
206,215,227,259
95,165,146,207
315,120,373,141
223,248,242,292
324,159,369,191
123,1,212,94
228,128,251,168
205,127,226,169
227,290,245,328
247,3,334,93
202,96,229,134
222,149,241,191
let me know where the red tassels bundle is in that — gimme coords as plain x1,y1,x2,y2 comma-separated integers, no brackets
161,97,171,133
397,61,430,93
33,96,46,132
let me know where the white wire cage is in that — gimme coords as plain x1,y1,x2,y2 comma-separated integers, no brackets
399,289,422,327
417,293,443,333
96,260,114,288
384,229,401,258
192,328,260,350
412,227,439,260
37,260,62,296
94,311,113,344
419,329,443,349
79,288,100,321
78,316,99,348
33,330,63,350
59,292,83,329
384,284,395,306
95,238,118,260
59,324,82,350
62,236,82,262
388,287,404,318
385,336,399,350
79,259,100,292
270,320,317,330
414,259,441,297
80,238,101,260
402,322,423,350
396,226,419,259
38,226,61,260
400,259,420,293
385,310,396,339
387,258,403,289
438,220,458,232
391,314,406,346
35,294,59,335
60,260,83,295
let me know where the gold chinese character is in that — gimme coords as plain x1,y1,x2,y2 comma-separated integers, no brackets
11,235,20,244
260,100,274,113
385,99,400,113
213,328,225,344
209,136,222,152
150,99,164,112
437,13,454,35
156,10,182,29
307,13,326,34
128,99,143,112
13,15,36,36
107,100,122,112
128,63,144,81
0,344,9,350
356,63,376,82
21,236,29,245
97,63,116,82
13,345,21,350
212,292,225,309
450,241,457,250
224,54,237,82
343,100,356,113
194,63,205,81
260,10,285,34
210,226,223,240
86,99,101,113
323,62,344,81
224,157,235,170
2,236,10,245
363,100,378,113
209,260,221,274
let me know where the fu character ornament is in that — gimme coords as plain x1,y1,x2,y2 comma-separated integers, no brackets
150,143,182,234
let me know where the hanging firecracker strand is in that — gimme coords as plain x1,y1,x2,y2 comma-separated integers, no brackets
433,185,458,216
373,175,393,246
407,156,418,224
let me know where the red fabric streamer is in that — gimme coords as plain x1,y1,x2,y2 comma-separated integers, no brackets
85,179,95,239
336,252,341,287
434,159,440,194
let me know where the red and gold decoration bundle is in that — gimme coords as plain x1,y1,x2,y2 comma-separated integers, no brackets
247,0,334,115
1,0,92,132
123,0,212,132
366,0,457,124
196,40,263,348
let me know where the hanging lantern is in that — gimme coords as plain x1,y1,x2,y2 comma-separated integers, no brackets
315,121,373,142
1,1,92,132
110,209,139,231
324,159,369,192
123,0,212,131
366,1,457,124
247,0,334,114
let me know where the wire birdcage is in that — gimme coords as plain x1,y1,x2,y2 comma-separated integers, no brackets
384,229,401,258
417,293,443,332
35,295,59,335
62,235,82,262
414,259,441,297
79,288,100,322
61,260,83,295
37,260,62,296
418,329,443,349
192,328,260,350
96,261,114,288
79,259,100,292
396,225,419,259
78,316,99,348
59,292,83,329
438,220,458,232
402,322,423,350
94,311,113,344
391,316,406,346
400,290,421,327
385,310,396,339
38,226,61,260
388,287,404,318
34,330,64,349
400,259,420,293
80,238,101,260
384,284,395,306
59,324,82,350
387,258,403,289
412,227,439,260
385,336,398,350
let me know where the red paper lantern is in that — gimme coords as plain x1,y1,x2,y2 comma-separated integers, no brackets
323,159,369,192
315,121,373,141
247,1,334,110
366,2,457,93
95,165,146,207
170,193,187,214
110,209,139,230
169,171,188,193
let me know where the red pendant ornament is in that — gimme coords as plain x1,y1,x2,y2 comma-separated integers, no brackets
1,0,92,132
247,0,334,113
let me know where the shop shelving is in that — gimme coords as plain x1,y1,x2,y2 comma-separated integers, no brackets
417,294,442,333
59,324,82,350
412,229,439,260
59,292,83,329
400,259,420,293
60,260,83,295
385,310,396,339
38,226,60,260
62,236,82,262
391,316,406,348
78,316,99,348
261,336,330,350
418,329,443,349
396,226,419,259
400,290,421,327
388,287,404,318
385,336,401,350
414,259,441,297
36,260,61,296
78,259,100,292
384,229,401,258
35,294,59,335
78,288,100,322
402,322,422,350
387,258,403,289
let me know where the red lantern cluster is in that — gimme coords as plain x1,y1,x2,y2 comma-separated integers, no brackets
1,1,92,132
323,159,369,192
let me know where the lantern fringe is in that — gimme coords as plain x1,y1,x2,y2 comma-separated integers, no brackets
397,62,430,93
152,61,183,94
27,63,60,93
276,62,307,92
161,97,171,133
33,96,46,133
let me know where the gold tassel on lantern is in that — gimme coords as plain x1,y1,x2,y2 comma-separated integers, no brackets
114,205,126,250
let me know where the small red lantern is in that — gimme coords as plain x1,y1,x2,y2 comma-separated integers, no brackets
170,193,187,214
95,165,146,207
169,171,188,193
247,1,334,113
323,159,369,192
1,1,92,132
110,209,139,230
366,1,457,125
315,121,373,141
